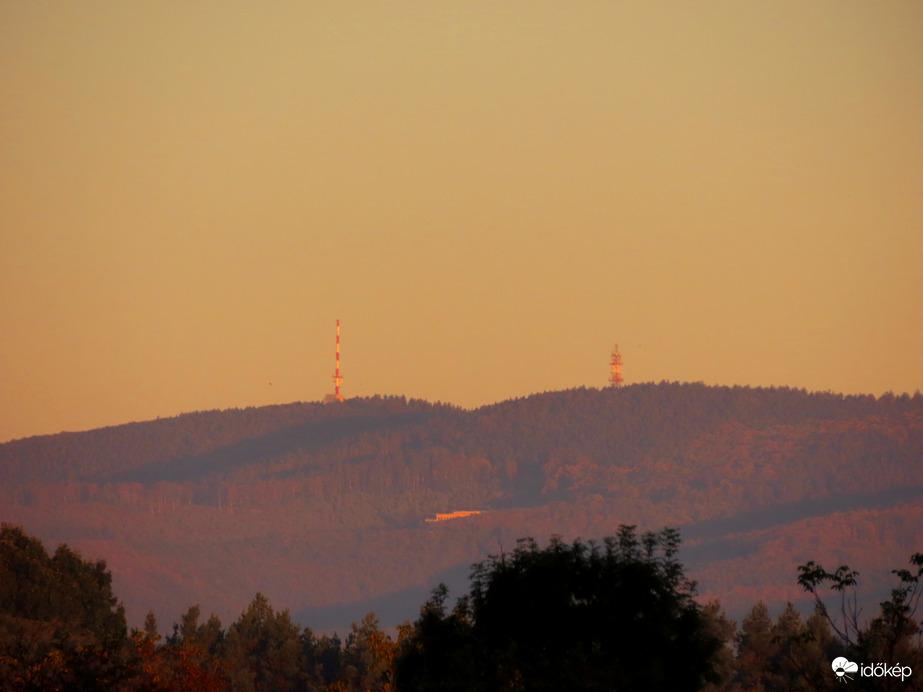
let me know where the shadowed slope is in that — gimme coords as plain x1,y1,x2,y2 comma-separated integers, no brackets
105,411,435,485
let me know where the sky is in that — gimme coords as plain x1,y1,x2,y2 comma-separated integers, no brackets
2,1,922,443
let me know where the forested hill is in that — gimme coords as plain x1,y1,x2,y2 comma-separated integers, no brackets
2,383,922,632
0,396,447,486
4,383,917,490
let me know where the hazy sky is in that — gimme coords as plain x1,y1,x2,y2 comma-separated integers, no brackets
2,1,922,442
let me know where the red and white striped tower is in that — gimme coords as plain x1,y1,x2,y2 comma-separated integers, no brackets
333,319,343,399
325,320,344,403
609,344,624,386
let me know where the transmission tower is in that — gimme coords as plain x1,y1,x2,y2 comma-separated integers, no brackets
609,344,624,386
323,319,344,403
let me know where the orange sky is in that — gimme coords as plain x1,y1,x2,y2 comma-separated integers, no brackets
2,1,922,442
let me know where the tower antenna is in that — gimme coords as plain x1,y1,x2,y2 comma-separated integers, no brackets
324,319,344,403
609,343,624,386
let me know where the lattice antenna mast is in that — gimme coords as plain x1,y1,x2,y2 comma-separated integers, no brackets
609,343,624,386
333,319,343,398
324,319,344,403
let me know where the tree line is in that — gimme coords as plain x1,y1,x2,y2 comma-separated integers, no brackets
2,523,921,691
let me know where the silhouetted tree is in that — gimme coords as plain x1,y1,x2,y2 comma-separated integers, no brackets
0,523,130,690
733,602,776,690
798,552,923,691
394,585,481,692
701,600,737,692
223,592,305,692
343,613,396,692
395,527,723,692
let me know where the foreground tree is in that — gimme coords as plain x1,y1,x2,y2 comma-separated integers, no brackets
0,523,131,690
341,613,396,692
393,585,479,692
701,600,737,692
126,606,230,691
223,592,306,692
722,601,837,692
798,552,923,691
131,626,228,692
395,527,723,692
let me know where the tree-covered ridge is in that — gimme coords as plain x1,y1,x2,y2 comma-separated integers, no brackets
3,384,919,488
4,383,919,530
1,383,920,637
3,383,919,501
0,396,447,487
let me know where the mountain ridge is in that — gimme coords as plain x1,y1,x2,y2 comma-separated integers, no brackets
1,383,921,632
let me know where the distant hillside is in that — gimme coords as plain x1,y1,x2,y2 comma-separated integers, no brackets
2,383,921,633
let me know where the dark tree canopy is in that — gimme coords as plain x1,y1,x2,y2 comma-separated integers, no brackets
0,523,129,690
4,522,923,691
396,527,723,692
798,551,923,688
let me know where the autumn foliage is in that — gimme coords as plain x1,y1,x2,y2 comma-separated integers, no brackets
4,523,923,691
